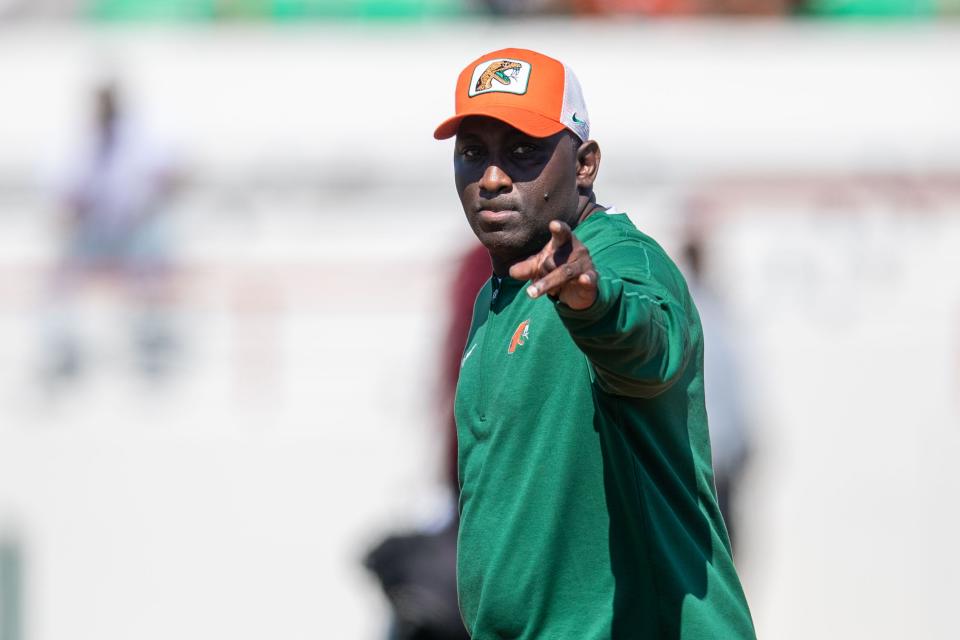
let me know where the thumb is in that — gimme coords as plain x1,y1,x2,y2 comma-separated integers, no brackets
509,254,540,281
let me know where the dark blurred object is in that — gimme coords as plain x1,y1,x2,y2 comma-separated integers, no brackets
683,235,752,553
364,520,467,640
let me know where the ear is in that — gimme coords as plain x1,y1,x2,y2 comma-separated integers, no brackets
576,140,601,192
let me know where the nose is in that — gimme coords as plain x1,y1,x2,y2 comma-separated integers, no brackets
479,163,512,195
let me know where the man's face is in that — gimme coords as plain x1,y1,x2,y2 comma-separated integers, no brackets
454,116,580,270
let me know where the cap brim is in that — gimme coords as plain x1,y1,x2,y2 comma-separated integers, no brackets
433,106,567,140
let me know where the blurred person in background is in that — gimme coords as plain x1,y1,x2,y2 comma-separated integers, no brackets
43,80,180,384
364,245,488,640
440,245,493,494
682,232,752,555
434,48,754,638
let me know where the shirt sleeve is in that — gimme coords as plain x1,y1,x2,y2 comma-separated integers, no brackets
554,241,695,399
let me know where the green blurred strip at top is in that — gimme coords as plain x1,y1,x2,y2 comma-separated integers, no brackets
88,0,469,20
270,0,465,18
88,0,217,20
804,0,935,15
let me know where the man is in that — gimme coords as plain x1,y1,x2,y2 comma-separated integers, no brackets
434,48,756,639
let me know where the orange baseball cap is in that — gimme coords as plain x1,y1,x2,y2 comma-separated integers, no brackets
433,48,590,142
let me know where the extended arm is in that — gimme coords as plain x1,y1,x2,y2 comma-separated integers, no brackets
555,246,693,398
510,221,694,398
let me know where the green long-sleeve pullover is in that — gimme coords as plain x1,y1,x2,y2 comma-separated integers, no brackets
454,211,755,639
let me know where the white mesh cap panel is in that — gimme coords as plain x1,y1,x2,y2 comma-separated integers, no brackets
559,64,589,141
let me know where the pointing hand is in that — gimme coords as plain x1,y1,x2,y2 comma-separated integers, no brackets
509,220,597,311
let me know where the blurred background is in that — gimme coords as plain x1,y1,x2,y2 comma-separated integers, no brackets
1,2,959,639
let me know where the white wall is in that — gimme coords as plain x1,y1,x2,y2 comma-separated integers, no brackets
0,21,958,640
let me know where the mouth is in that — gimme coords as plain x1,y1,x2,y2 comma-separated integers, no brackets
478,209,518,225
476,202,520,226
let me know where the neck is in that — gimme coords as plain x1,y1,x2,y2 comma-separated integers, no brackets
575,192,603,226
491,256,512,278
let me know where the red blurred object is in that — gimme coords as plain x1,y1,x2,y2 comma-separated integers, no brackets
441,245,492,491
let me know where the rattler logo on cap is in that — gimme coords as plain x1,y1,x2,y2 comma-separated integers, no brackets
468,59,532,98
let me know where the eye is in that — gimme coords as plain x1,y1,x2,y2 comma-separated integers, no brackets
458,145,484,160
511,143,537,158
